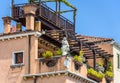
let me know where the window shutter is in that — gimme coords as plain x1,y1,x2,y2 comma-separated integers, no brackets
118,54,120,69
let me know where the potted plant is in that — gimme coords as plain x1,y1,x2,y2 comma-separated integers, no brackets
42,51,57,67
73,55,83,64
55,49,62,56
42,51,53,60
79,50,86,63
97,62,105,72
73,55,83,70
105,71,113,83
87,68,104,82
97,62,103,66
79,50,84,56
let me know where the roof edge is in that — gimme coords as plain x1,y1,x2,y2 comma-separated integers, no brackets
23,70,97,83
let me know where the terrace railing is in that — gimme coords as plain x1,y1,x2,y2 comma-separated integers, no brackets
12,3,74,32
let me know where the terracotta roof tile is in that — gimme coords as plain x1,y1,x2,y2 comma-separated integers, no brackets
76,34,113,43
73,34,114,58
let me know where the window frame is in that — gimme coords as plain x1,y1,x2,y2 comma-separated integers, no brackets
12,51,24,66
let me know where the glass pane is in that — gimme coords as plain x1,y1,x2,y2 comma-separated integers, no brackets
15,52,23,64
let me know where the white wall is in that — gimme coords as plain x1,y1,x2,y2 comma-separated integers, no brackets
113,43,120,83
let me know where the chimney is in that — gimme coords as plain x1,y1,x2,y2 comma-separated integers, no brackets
2,16,11,33
35,21,41,31
23,4,37,31
16,22,22,31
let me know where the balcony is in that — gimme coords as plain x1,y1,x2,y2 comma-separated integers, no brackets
34,56,112,83
12,3,74,32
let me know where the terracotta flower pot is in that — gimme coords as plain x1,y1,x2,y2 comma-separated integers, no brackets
73,60,83,70
87,74,102,82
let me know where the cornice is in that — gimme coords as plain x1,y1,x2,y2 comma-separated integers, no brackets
23,70,97,83
0,31,41,41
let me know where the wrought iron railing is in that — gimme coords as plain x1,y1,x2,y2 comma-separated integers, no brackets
12,3,74,32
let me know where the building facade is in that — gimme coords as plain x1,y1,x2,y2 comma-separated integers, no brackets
0,1,115,83
112,42,120,83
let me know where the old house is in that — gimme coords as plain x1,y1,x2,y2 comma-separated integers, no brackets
0,0,114,83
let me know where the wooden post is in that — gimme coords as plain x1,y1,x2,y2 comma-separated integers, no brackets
92,49,96,69
73,9,76,33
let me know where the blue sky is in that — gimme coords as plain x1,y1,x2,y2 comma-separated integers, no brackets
0,0,120,43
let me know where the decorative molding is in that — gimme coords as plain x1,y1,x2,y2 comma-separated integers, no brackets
0,31,42,41
23,70,97,83
112,41,120,49
12,50,24,65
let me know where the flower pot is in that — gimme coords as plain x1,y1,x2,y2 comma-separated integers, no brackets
46,59,57,67
87,74,102,82
105,76,112,83
45,58,52,62
73,60,83,70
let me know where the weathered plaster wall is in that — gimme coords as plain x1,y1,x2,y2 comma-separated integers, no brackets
0,35,38,83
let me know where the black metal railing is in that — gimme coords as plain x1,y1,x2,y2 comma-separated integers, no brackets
12,3,74,32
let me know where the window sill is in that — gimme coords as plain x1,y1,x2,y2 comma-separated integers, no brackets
10,64,24,68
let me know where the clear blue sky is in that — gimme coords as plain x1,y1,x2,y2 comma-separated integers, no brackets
0,0,120,43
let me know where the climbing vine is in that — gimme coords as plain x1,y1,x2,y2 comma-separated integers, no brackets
28,0,39,3
44,0,75,9
44,0,77,18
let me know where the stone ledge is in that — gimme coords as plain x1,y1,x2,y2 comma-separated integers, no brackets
10,64,24,68
23,70,97,83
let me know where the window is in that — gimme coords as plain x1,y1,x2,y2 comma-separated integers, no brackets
12,51,24,65
117,54,120,69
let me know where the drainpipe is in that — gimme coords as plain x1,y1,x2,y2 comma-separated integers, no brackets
34,76,37,83
28,35,31,74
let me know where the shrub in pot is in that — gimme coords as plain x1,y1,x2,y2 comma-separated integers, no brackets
87,68,104,82
73,55,83,70
55,49,62,56
105,71,113,83
42,51,53,59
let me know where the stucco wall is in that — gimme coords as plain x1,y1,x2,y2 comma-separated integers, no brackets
0,35,38,83
37,56,87,77
0,37,27,83
113,45,120,83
